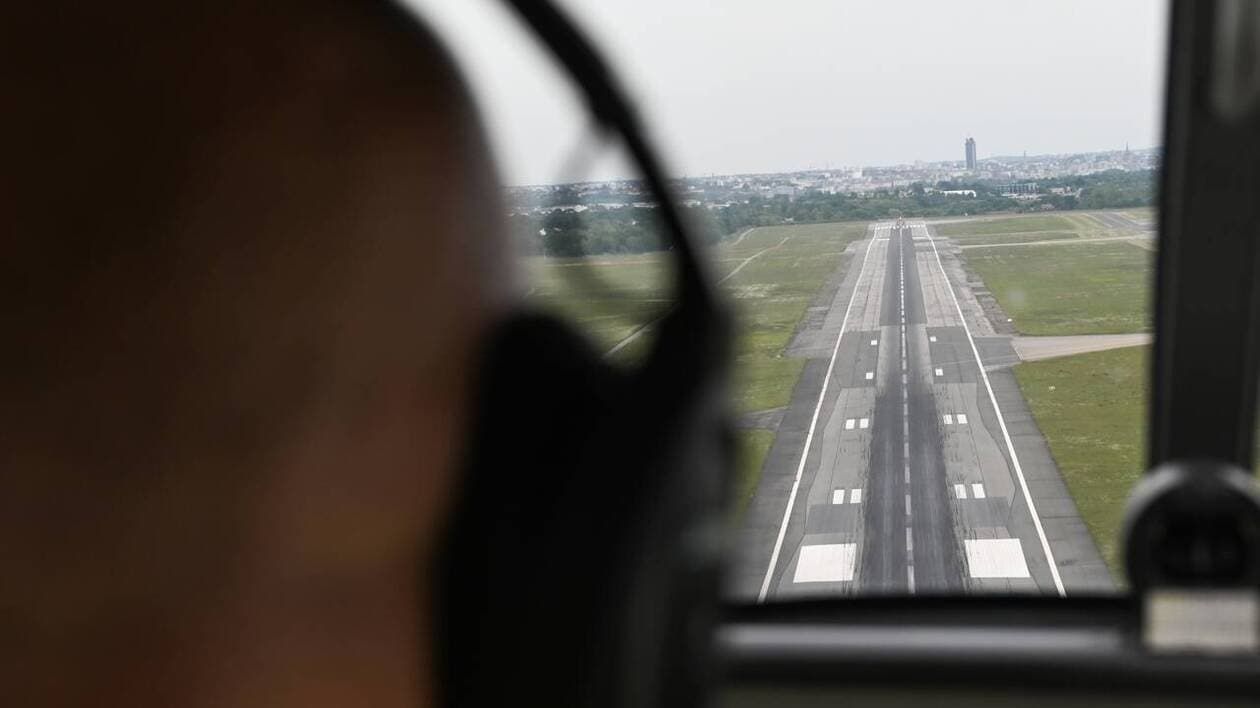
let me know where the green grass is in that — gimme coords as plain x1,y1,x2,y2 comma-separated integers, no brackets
935,214,1074,237
529,220,869,522
526,254,673,352
1013,346,1149,578
722,223,868,413
966,241,1153,335
734,429,776,518
952,231,1078,246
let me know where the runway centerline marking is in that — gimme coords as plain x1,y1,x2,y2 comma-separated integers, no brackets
758,227,882,603
919,221,1066,596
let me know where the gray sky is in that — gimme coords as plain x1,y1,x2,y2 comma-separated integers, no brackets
405,0,1169,185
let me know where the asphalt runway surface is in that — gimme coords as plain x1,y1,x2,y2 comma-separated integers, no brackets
733,221,1113,600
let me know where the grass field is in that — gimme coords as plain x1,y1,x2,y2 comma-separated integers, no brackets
528,221,868,516
1013,346,1149,579
721,223,867,414
951,231,1078,246
525,253,673,360
935,214,1075,237
966,241,1153,335
734,429,776,518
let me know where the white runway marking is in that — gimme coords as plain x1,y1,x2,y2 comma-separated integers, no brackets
929,335,937,343
844,418,856,430
943,414,954,425
957,413,969,425
832,489,846,504
905,494,912,516
906,527,914,552
859,417,870,429
870,339,878,346
964,539,1031,579
954,484,967,499
919,221,1066,596
794,543,857,583
850,488,863,504
972,483,987,499
758,227,882,602
935,367,944,377
865,371,874,380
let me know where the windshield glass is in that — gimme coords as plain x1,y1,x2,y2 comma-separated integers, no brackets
414,0,1167,599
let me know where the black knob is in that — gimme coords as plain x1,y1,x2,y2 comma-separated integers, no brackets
1122,461,1260,589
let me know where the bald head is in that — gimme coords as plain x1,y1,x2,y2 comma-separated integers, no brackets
1,3,508,705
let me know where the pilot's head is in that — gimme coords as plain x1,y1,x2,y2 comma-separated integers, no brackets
1,2,508,706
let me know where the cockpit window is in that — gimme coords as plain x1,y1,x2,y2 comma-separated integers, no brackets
412,0,1168,599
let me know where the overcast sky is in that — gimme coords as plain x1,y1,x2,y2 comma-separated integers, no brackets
404,0,1169,186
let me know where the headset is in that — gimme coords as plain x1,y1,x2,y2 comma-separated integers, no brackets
428,2,734,708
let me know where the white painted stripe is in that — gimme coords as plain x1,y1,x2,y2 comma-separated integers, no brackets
954,484,967,499
964,539,1031,579
921,224,1066,595
930,335,937,342
758,231,881,603
859,417,870,429
905,527,914,552
794,543,857,583
850,488,863,504
957,413,968,425
832,489,845,504
943,414,954,425
865,371,874,380
972,483,987,499
907,566,916,593
870,339,878,346
935,367,944,377
844,418,856,430
905,494,912,516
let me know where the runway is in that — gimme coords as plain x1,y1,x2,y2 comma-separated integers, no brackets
734,221,1112,600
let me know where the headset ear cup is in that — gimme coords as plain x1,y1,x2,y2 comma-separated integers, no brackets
435,313,625,707
437,308,731,708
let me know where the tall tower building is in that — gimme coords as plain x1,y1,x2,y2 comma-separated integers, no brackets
965,137,977,170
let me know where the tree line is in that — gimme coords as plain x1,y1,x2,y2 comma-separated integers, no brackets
513,169,1156,257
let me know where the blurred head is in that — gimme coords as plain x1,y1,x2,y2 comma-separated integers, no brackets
0,2,508,705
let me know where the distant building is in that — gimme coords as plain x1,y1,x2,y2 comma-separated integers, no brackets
965,137,977,170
